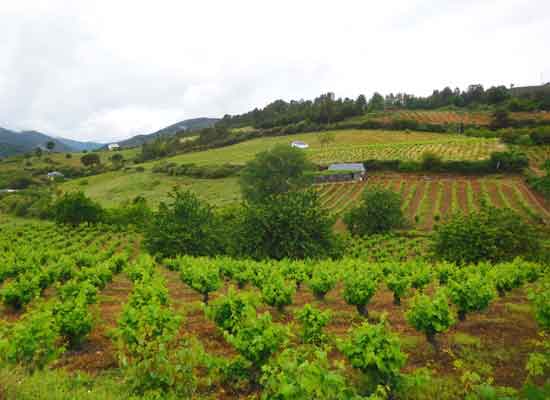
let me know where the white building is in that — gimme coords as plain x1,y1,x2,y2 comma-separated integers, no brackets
291,140,309,149
108,143,120,151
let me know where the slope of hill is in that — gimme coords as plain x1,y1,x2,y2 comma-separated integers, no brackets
0,127,103,157
115,117,219,148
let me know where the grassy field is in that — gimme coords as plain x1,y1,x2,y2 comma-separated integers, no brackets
317,173,550,230
61,170,241,208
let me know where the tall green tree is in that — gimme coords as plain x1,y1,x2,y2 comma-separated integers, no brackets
239,145,314,203
46,141,56,151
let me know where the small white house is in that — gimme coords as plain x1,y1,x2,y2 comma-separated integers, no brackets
291,141,309,149
108,143,120,151
47,171,64,180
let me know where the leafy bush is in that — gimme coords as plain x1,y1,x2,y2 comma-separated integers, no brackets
1,276,41,310
386,265,411,305
205,288,256,334
436,262,458,285
339,320,406,390
308,262,339,300
144,189,222,258
52,192,104,226
344,186,405,236
406,290,455,350
490,260,525,297
343,266,380,317
53,294,93,348
261,272,296,312
530,126,550,145
529,276,550,331
57,279,98,305
409,262,433,292
295,304,331,345
0,308,63,371
432,205,541,264
179,257,221,303
225,312,287,369
260,348,360,400
447,271,496,321
239,144,314,203
239,190,340,260
421,152,443,171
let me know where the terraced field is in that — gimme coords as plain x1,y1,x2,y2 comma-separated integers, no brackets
317,174,550,230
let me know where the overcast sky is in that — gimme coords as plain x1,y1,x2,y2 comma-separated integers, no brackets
1,0,549,143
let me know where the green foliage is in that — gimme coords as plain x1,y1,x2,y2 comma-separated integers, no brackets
57,279,98,305
344,186,405,236
490,260,525,297
239,190,340,260
0,276,41,309
295,304,331,345
343,266,380,316
205,288,256,334
436,262,458,285
308,261,339,300
261,272,296,312
406,290,455,349
385,264,411,305
80,153,101,166
339,319,406,390
447,271,496,321
52,191,104,226
528,275,550,331
432,205,541,264
179,256,222,303
409,262,433,291
53,294,93,348
144,188,222,258
260,348,362,400
225,312,287,366
239,144,314,203
421,152,443,171
0,308,63,371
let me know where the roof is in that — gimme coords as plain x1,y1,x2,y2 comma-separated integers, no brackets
328,163,365,172
47,171,64,177
291,141,307,145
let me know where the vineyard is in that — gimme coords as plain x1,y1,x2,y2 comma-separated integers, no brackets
317,174,550,229
310,138,505,165
0,219,548,399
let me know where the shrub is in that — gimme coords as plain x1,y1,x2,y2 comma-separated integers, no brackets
225,313,287,381
343,266,380,317
144,189,222,258
409,262,433,291
344,186,405,236
489,151,529,172
406,290,455,351
339,320,406,390
239,190,340,260
295,304,331,345
179,257,221,303
80,153,100,166
432,205,541,264
53,294,93,348
260,348,360,399
386,265,411,305
421,152,443,171
1,276,41,310
0,308,63,371
308,262,338,300
52,192,104,226
530,126,550,145
261,273,296,312
528,275,550,331
205,288,257,334
490,260,525,297
447,271,496,321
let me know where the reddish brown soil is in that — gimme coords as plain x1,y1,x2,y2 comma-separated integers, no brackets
470,179,483,209
456,180,469,214
424,180,440,230
440,180,453,221
485,181,505,208
407,180,427,221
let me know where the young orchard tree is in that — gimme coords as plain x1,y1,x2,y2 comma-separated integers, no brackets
53,293,94,348
406,290,456,351
295,304,331,345
447,271,496,321
261,273,296,312
343,266,379,317
386,265,411,306
338,319,406,392
205,288,256,334
308,262,338,300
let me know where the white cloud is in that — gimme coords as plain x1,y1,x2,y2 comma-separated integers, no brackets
0,0,549,142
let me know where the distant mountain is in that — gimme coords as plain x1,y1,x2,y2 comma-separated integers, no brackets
115,117,219,148
55,137,103,152
0,127,102,158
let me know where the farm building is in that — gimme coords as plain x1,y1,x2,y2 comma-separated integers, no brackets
315,163,366,183
108,143,120,151
47,171,64,180
291,140,309,149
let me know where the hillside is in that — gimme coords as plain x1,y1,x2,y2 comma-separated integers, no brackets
115,117,219,148
0,127,102,157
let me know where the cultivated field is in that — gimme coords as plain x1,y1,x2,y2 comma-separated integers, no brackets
0,219,547,399
317,174,550,229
